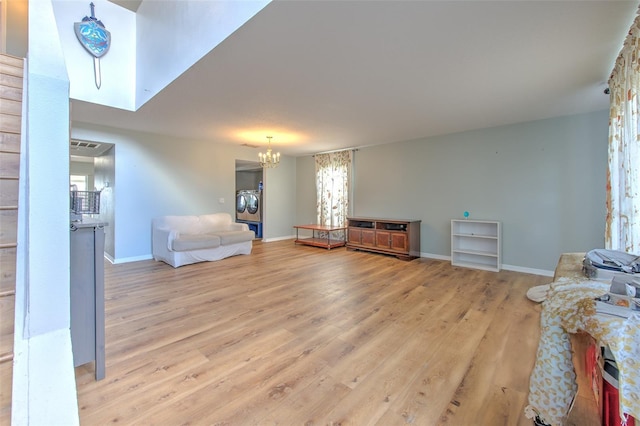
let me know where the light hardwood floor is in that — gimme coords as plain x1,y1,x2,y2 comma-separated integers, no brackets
75,240,592,425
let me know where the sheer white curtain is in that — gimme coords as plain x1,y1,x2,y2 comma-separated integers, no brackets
606,10,640,252
315,150,352,229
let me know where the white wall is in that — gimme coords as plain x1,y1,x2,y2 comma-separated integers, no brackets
74,110,607,272
71,123,297,261
295,155,316,225
296,110,609,274
2,0,27,57
52,0,271,111
70,159,95,189
22,0,72,340
135,0,270,108
12,0,79,423
52,0,136,110
95,147,116,258
262,156,297,241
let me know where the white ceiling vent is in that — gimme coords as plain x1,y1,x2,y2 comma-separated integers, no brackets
70,139,114,157
71,140,101,150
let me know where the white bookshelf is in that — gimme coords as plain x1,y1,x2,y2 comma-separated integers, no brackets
451,219,501,272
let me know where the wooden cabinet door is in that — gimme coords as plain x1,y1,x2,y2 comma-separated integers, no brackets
348,228,362,245
361,229,376,246
375,230,391,249
376,231,408,253
346,218,419,260
390,232,408,252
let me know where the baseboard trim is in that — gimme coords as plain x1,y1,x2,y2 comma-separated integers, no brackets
420,252,553,277
106,254,154,264
502,264,554,277
263,235,296,243
420,252,450,261
102,246,554,276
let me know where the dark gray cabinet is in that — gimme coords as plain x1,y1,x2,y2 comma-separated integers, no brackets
70,220,106,380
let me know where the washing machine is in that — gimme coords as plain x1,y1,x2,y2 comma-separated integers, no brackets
236,190,261,222
236,191,248,221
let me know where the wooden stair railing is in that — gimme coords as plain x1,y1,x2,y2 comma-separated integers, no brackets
0,53,24,424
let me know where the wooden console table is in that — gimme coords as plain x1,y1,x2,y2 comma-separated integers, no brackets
346,217,420,260
293,224,346,250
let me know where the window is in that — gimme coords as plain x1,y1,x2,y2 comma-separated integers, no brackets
315,150,352,228
70,175,88,191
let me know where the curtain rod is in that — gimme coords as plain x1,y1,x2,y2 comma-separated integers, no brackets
312,148,359,157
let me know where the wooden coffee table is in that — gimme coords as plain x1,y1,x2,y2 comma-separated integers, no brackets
293,224,346,250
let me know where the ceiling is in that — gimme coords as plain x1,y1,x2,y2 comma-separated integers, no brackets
108,0,142,12
72,0,639,157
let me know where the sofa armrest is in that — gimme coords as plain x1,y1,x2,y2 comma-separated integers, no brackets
229,222,249,232
153,226,179,254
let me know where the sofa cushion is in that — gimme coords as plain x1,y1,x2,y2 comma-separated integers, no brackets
172,233,221,252
215,230,255,245
155,215,203,234
199,213,232,232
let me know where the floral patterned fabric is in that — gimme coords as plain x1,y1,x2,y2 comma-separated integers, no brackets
315,150,352,239
526,278,640,425
606,8,640,253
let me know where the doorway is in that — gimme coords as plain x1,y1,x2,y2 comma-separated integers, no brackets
70,139,115,258
235,160,263,239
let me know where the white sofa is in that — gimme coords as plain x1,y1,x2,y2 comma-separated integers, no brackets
152,213,254,268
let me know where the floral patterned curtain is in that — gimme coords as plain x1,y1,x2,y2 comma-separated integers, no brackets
315,150,352,231
606,10,640,253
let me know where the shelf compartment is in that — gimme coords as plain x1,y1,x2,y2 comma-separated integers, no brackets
452,248,498,258
451,219,501,271
294,237,346,249
348,220,374,229
375,222,408,232
451,220,499,238
452,252,500,272
451,232,498,239
452,236,498,253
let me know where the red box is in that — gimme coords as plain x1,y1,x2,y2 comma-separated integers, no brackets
602,361,636,426
586,342,604,419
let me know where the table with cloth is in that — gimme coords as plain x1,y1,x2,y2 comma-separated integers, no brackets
525,253,640,426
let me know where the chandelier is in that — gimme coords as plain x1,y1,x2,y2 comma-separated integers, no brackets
258,136,280,168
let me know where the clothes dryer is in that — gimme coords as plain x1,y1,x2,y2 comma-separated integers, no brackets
236,191,247,221
236,190,261,222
